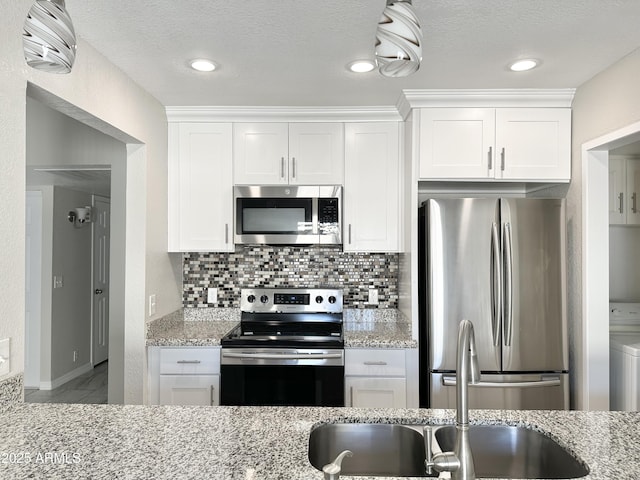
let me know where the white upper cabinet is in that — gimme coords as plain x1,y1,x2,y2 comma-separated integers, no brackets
419,107,571,182
495,108,571,181
233,122,344,185
344,122,401,253
609,156,640,225
168,123,234,252
419,108,495,179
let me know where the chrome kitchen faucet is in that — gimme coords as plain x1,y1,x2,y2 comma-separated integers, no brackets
425,319,480,480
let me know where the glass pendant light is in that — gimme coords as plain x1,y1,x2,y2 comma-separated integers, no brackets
375,0,423,77
23,0,77,74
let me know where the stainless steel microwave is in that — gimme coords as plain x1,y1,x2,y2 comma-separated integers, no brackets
234,185,342,245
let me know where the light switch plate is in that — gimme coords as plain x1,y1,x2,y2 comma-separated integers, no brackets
0,338,10,377
207,287,218,304
148,294,157,316
53,275,64,289
368,288,379,305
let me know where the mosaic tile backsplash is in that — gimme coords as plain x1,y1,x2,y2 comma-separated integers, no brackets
183,246,398,308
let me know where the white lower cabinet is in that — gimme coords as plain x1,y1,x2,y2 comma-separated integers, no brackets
159,374,219,406
345,377,406,409
148,347,220,406
344,348,408,408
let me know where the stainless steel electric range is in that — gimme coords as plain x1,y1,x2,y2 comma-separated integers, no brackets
220,288,344,407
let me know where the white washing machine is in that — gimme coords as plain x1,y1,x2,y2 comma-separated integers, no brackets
609,303,640,411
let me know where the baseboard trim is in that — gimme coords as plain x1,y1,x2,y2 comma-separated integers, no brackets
40,362,93,390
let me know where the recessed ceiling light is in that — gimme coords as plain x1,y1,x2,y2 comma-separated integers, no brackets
509,59,539,72
347,60,375,73
190,59,217,72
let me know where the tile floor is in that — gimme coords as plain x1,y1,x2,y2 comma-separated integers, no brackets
24,361,108,404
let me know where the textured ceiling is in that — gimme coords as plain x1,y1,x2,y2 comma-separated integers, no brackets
66,0,640,107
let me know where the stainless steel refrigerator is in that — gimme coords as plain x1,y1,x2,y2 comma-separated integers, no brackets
418,198,569,410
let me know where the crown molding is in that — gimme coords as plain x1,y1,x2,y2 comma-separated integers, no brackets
165,106,403,123
398,88,576,119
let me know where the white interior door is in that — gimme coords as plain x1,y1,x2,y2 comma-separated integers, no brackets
25,191,42,388
93,197,110,365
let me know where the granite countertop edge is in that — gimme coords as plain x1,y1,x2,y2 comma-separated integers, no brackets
0,403,634,479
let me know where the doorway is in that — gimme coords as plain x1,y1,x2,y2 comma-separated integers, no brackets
581,119,640,411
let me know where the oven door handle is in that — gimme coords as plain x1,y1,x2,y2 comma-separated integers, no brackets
222,352,343,360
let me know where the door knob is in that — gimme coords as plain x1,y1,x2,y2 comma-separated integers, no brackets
95,289,103,294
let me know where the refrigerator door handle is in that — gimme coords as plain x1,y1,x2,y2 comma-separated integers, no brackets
442,375,561,388
491,222,502,346
503,222,514,347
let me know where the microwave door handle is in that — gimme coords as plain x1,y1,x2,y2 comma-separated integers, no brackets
312,197,319,234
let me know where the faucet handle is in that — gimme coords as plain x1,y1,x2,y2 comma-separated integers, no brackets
322,450,352,480
423,426,434,475
424,425,461,475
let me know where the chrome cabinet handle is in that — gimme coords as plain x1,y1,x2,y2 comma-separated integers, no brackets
488,146,493,170
210,385,215,406
348,224,352,244
619,193,624,214
292,157,296,178
363,361,388,366
633,193,637,214
500,147,506,171
176,360,201,364
95,289,103,295
225,223,229,244
281,157,285,179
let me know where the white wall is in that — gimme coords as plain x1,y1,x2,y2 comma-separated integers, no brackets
569,48,640,409
609,226,640,301
0,1,181,403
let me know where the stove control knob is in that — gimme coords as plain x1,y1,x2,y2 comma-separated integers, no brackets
247,294,256,303
328,296,337,304
260,295,269,304
315,295,324,304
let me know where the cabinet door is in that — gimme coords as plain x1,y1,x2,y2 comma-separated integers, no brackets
344,122,400,252
159,374,219,406
419,108,495,179
345,377,407,408
626,159,640,225
233,123,288,185
495,108,571,181
288,123,344,185
168,123,233,252
609,157,626,225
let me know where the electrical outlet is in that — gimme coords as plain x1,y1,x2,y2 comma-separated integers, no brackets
0,338,10,376
53,275,64,289
207,287,218,304
368,288,379,305
73,350,78,363
148,294,157,316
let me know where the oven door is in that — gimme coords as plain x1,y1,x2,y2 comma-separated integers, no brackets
220,348,345,407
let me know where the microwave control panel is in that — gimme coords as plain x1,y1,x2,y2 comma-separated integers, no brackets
318,198,339,224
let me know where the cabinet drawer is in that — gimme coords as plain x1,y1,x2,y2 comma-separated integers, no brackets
345,349,406,376
159,347,220,374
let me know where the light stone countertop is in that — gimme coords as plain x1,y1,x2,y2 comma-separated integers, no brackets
0,402,637,479
146,308,417,348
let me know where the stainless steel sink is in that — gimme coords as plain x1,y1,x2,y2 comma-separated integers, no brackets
434,425,589,479
308,423,589,479
308,423,429,477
